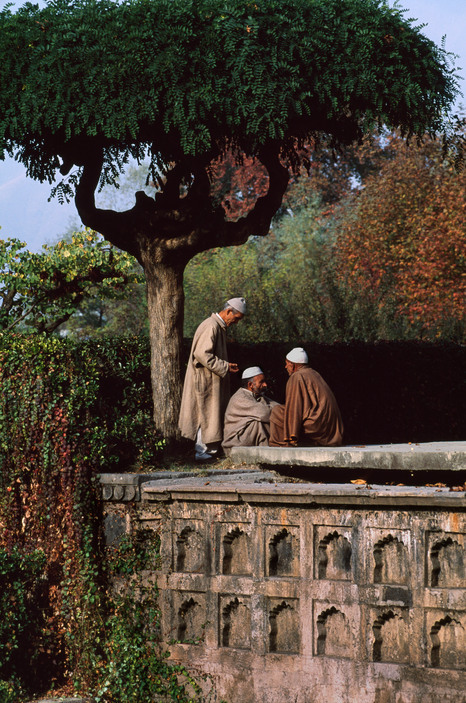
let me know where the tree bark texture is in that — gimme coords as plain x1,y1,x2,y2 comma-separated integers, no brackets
143,257,185,440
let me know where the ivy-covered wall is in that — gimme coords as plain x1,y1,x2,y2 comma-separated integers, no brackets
0,334,154,701
0,334,202,702
0,334,158,479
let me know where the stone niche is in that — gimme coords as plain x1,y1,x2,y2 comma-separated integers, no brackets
427,532,465,588
218,523,252,575
267,598,300,653
427,610,466,670
173,520,207,574
371,607,410,663
172,591,207,645
315,603,355,658
315,526,352,580
367,528,411,585
219,594,251,649
265,525,300,578
373,535,409,585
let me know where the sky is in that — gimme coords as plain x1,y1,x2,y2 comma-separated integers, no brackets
0,0,465,252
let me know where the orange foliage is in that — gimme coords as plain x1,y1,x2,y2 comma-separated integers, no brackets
208,138,367,221
335,133,466,335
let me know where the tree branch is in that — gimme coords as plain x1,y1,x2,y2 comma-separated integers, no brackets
74,149,143,259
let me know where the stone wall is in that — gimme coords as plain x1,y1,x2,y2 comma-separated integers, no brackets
102,467,466,703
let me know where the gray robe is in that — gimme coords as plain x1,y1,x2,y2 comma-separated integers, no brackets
178,314,230,444
222,387,278,451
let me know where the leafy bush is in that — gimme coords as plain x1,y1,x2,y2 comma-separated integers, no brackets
0,333,161,479
0,548,47,692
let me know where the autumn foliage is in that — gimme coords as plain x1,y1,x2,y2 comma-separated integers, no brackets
334,132,466,337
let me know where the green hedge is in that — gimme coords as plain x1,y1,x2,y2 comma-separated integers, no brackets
0,548,48,697
0,334,158,482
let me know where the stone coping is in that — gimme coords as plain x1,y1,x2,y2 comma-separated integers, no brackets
100,467,263,501
140,478,465,508
99,442,466,506
230,441,466,471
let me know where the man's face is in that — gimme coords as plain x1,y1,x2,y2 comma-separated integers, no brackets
249,373,267,397
225,309,244,327
285,359,295,376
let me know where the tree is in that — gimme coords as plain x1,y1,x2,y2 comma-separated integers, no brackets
334,131,466,340
0,0,459,439
0,231,141,334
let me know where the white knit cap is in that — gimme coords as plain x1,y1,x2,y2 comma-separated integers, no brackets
286,347,308,364
227,297,246,315
242,366,263,380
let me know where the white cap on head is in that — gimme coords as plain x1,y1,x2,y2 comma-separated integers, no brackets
227,297,246,315
286,347,308,364
242,366,263,380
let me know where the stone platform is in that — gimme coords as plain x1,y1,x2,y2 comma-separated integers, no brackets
230,441,466,472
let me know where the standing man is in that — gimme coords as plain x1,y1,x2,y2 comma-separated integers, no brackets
222,366,278,453
269,347,343,447
179,297,246,461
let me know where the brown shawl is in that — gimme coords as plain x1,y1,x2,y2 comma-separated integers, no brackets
269,366,343,446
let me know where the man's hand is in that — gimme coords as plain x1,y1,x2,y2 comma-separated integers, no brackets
229,362,239,373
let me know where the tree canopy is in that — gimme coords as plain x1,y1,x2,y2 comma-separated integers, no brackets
334,131,466,336
0,0,459,195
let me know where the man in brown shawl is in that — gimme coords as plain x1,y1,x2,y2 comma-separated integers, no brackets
269,347,343,447
178,297,246,461
222,366,278,454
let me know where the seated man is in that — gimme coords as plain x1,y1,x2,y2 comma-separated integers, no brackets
222,366,278,453
269,348,343,447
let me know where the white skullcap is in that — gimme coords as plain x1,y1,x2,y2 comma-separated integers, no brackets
286,347,308,364
242,366,263,380
227,297,246,314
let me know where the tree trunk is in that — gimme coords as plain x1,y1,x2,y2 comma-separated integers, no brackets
144,259,185,441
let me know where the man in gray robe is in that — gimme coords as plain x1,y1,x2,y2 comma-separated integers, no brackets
222,366,278,453
178,297,246,461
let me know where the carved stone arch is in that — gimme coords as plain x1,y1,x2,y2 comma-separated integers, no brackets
176,526,194,572
430,537,464,588
221,597,251,649
430,615,465,669
316,606,352,657
372,610,409,663
222,527,250,575
269,600,299,653
177,597,200,643
269,528,294,576
175,525,206,573
318,530,352,580
373,534,408,584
